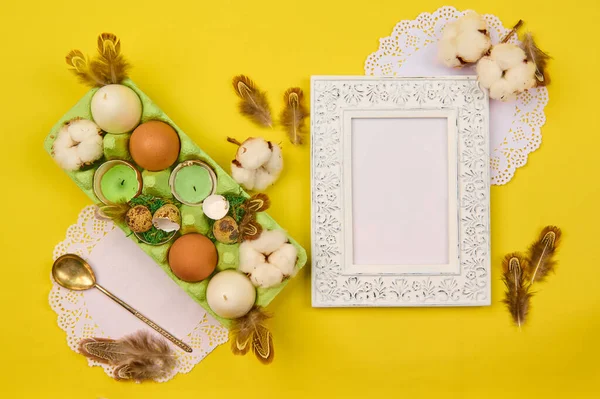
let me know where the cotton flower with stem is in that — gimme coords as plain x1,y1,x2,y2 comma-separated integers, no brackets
438,11,491,67
228,137,283,191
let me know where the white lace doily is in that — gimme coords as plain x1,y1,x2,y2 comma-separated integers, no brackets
50,206,228,382
364,6,549,185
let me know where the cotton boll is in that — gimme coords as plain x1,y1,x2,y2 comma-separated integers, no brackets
236,138,272,170
263,143,283,175
456,31,491,63
476,57,503,89
53,126,75,149
438,39,461,68
231,161,256,190
54,146,81,171
457,11,487,32
490,78,518,102
441,20,460,41
505,61,537,92
239,242,265,274
254,168,278,191
490,43,526,70
250,262,284,288
268,243,298,276
68,119,101,142
77,135,104,163
250,229,288,254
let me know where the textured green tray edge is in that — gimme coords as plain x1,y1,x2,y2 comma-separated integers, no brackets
44,79,307,328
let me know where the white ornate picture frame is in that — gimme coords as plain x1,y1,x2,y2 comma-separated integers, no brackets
311,76,490,307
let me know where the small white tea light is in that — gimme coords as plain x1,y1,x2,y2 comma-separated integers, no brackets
206,270,256,319
202,194,230,220
91,84,142,134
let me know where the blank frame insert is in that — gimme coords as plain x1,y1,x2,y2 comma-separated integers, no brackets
343,109,458,275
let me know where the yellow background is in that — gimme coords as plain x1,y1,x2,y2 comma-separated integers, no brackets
1,0,599,397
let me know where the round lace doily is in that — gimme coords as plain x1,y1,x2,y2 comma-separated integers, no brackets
49,206,228,382
364,6,549,185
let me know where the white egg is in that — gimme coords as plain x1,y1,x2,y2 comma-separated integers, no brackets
202,195,230,220
206,270,256,319
91,84,142,134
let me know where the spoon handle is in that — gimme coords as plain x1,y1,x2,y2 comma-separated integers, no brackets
95,284,193,353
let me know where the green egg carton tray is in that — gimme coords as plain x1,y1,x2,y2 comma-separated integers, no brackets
44,79,307,328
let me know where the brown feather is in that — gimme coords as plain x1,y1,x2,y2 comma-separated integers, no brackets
96,203,131,224
65,50,105,87
96,33,130,84
244,193,271,213
280,88,308,145
78,330,175,382
230,307,274,364
238,211,263,242
232,75,273,127
526,226,562,284
502,253,533,328
521,32,552,85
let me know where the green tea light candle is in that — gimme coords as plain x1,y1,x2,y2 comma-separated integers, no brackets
170,160,217,206
93,160,142,204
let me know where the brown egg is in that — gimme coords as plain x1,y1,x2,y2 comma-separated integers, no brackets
168,233,217,282
129,121,180,171
125,205,153,233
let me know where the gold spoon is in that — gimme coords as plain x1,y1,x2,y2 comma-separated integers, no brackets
52,254,192,353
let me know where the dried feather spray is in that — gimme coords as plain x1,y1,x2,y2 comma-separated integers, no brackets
280,88,308,145
502,253,533,328
230,306,274,364
96,203,131,224
238,211,263,242
521,32,552,85
65,50,105,87
65,33,130,87
95,33,130,85
526,226,562,284
232,75,273,127
79,330,175,381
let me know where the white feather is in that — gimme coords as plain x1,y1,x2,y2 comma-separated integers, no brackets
236,138,272,170
476,57,503,89
268,243,298,276
250,262,284,288
239,242,266,274
490,43,526,70
250,229,287,254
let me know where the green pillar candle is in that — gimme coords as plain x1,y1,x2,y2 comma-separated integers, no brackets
100,164,140,203
173,165,213,204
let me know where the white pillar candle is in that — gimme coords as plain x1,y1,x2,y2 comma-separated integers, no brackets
202,194,230,220
206,270,256,319
91,84,142,134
